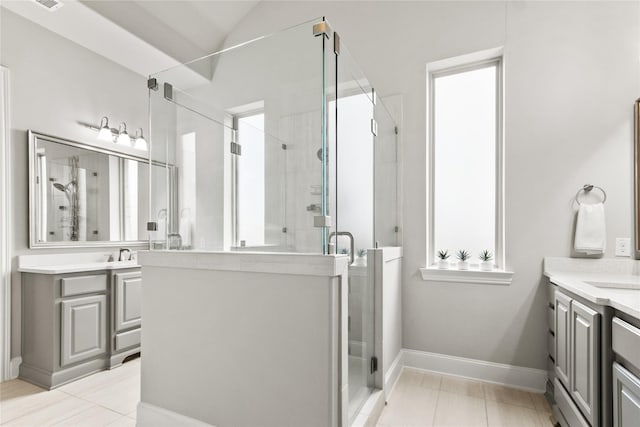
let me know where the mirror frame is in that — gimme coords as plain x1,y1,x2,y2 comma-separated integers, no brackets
635,99,640,258
28,130,156,249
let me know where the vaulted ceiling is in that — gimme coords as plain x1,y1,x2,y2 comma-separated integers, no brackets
80,1,261,62
1,0,261,76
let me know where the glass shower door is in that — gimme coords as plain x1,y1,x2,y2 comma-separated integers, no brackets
330,40,377,422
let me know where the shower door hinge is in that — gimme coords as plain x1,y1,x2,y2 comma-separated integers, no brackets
164,82,173,101
147,78,158,91
370,356,378,374
334,31,340,55
313,215,332,228
147,222,158,231
312,20,331,38
371,88,377,105
371,119,378,136
394,126,398,135
230,142,242,156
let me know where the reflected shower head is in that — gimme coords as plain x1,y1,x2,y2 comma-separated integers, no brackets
53,183,67,192
53,181,76,193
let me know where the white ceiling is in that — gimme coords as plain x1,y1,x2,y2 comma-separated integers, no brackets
81,0,261,61
1,0,261,76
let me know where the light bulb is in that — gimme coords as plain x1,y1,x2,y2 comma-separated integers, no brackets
117,122,130,146
98,116,112,141
134,128,147,151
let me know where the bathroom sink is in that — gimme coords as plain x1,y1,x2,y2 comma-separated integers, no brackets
584,281,640,290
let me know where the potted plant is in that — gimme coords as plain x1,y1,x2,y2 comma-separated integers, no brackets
437,250,450,269
355,249,367,266
456,249,471,270
479,250,494,271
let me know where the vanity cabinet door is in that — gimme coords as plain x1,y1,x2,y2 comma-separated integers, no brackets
555,291,571,388
61,295,107,367
613,363,640,427
114,271,142,332
570,299,600,425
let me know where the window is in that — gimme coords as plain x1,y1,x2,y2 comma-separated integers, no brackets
428,54,504,269
236,112,265,247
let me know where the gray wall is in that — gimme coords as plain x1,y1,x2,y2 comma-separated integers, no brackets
224,1,640,370
0,8,147,358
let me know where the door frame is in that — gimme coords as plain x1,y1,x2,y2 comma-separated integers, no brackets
0,65,12,381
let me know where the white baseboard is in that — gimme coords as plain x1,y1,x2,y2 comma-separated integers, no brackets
384,350,403,400
9,357,21,379
136,402,212,427
402,349,547,392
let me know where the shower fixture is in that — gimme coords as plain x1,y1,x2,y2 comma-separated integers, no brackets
53,181,75,194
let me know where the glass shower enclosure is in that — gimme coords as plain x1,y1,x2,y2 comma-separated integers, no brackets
147,17,399,423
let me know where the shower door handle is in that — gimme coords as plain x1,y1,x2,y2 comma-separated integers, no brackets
328,231,355,265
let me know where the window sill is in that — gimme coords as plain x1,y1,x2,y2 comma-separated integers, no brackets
419,266,514,285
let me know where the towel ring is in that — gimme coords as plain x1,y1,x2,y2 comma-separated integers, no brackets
575,184,606,206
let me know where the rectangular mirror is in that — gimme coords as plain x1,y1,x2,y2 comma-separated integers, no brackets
635,99,640,258
28,131,169,248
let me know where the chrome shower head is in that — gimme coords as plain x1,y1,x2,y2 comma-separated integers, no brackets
53,181,76,193
53,183,67,193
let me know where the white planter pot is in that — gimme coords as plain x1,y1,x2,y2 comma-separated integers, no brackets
438,260,449,269
354,256,366,266
457,261,469,270
480,261,494,271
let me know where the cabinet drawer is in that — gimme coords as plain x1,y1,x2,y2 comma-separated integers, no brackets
115,328,141,351
548,306,555,333
613,317,640,370
61,274,107,297
555,378,589,427
613,362,640,427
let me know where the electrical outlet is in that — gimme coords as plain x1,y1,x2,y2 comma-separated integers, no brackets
615,237,631,257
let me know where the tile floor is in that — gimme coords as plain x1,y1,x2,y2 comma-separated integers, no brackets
0,357,140,426
1,360,556,427
376,368,556,427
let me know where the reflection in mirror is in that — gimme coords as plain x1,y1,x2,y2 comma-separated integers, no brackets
29,131,169,248
635,99,640,258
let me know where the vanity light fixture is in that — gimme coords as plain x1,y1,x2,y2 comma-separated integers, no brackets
117,122,131,146
80,116,147,151
133,128,147,151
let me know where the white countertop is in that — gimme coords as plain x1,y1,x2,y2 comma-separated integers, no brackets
139,250,350,277
18,261,141,274
544,270,640,319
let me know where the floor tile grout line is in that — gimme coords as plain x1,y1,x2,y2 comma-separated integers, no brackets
484,394,489,427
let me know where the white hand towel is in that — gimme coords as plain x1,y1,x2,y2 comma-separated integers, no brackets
574,203,606,255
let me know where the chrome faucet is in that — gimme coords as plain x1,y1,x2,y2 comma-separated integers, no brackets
119,248,131,261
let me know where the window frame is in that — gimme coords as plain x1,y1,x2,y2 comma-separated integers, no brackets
427,53,505,271
231,109,266,248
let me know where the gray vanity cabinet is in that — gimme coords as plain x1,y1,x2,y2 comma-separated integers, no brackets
612,316,640,427
61,294,107,367
110,270,142,363
612,363,640,427
114,271,142,331
20,267,142,389
555,291,572,387
21,272,110,389
553,288,601,427
569,300,600,423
